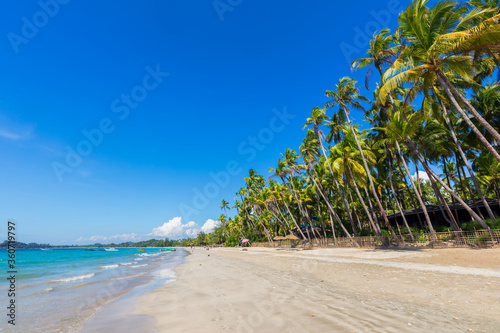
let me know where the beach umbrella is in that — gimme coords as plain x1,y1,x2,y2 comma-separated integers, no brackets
273,236,287,240
241,239,250,243
285,234,299,240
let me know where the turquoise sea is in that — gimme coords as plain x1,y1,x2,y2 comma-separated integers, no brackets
0,248,186,332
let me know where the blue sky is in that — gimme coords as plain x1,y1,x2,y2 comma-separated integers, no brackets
1,0,418,244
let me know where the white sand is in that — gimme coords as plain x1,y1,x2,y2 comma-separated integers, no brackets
136,247,500,332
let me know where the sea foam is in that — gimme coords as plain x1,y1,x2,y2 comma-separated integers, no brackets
50,273,95,283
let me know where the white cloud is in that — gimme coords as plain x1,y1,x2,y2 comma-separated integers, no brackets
76,233,140,244
151,217,200,239
411,171,430,182
76,217,221,244
200,219,219,234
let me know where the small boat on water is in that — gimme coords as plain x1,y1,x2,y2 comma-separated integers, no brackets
85,248,96,251
137,248,145,251
105,248,118,251
40,248,53,251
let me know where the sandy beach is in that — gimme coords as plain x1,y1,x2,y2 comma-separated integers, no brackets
135,247,500,332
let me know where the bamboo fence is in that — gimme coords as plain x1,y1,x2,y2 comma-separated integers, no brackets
251,228,500,249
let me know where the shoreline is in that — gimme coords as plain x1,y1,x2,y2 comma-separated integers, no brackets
135,247,500,332
79,250,186,332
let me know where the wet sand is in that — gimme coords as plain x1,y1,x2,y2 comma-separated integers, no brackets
135,247,500,332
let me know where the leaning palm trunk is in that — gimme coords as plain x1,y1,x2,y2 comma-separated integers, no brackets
265,203,293,236
395,141,436,237
427,171,461,231
308,168,359,246
440,99,497,221
280,178,311,240
287,177,321,238
345,114,400,244
273,199,296,234
363,186,380,228
316,137,358,236
343,173,359,236
437,71,500,145
347,184,363,231
253,207,273,243
346,166,383,237
388,154,414,240
396,161,425,228
333,178,358,236
406,139,493,235
280,195,308,241
314,191,328,240
436,74,500,163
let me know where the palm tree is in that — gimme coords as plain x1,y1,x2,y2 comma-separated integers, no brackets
351,27,398,89
471,83,500,146
219,199,230,220
434,88,497,221
379,0,500,162
474,152,500,206
387,109,491,232
326,77,400,243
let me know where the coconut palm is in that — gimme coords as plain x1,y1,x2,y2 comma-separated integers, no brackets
379,0,500,161
219,199,230,220
326,77,401,243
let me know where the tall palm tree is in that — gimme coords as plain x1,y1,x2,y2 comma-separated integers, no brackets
219,199,230,220
326,77,400,243
379,0,500,161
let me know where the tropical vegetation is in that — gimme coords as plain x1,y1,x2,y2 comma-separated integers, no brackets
195,0,500,246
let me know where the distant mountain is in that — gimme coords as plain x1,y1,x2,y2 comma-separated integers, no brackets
0,241,53,249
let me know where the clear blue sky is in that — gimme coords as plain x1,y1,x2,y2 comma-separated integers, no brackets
1,0,416,244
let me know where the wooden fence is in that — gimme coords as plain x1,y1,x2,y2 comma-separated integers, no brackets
251,228,500,249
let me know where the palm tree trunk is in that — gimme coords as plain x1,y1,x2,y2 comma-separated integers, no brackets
333,178,358,237
454,153,469,201
406,138,492,232
348,185,363,231
388,151,414,240
254,207,273,243
309,167,359,245
288,176,321,239
273,198,295,234
363,186,380,228
395,141,436,237
396,160,424,228
346,166,383,237
314,132,359,237
265,203,292,236
314,190,328,240
344,173,359,236
280,194,308,241
437,71,500,144
345,114,400,244
442,157,460,222
426,171,461,231
436,73,500,163
280,177,311,240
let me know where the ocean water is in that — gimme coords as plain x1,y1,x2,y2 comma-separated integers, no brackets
0,248,186,332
